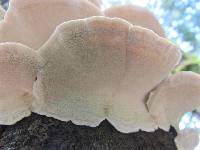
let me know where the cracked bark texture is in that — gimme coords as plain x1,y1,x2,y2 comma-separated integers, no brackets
0,113,177,150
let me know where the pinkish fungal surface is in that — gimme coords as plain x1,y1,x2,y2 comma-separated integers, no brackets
0,1,199,149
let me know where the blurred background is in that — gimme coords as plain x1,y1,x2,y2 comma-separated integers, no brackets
1,0,200,149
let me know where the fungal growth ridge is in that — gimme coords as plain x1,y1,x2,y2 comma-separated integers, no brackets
104,4,165,37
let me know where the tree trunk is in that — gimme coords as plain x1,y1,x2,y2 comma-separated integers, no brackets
0,113,177,150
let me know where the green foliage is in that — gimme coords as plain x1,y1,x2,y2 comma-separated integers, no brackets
151,0,200,54
174,53,200,74
149,0,200,74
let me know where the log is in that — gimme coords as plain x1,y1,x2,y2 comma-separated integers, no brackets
0,113,177,150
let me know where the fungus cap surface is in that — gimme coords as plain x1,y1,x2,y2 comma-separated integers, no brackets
32,16,181,132
175,128,199,150
104,5,165,37
147,72,200,131
0,0,102,49
0,43,43,125
107,22,180,132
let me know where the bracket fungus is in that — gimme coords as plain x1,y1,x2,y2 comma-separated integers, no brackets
104,5,165,37
0,0,102,49
0,0,199,149
175,128,199,150
147,71,200,131
0,43,43,124
32,16,181,133
147,72,200,149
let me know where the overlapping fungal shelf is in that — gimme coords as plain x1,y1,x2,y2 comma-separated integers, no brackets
0,0,199,149
0,43,42,124
104,4,165,37
0,0,103,49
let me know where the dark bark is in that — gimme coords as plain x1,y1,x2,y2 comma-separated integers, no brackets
0,113,177,150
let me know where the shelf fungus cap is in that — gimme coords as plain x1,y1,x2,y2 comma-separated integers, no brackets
0,5,5,20
107,22,180,132
32,16,181,133
33,16,129,127
175,128,199,150
147,72,200,131
0,43,43,125
104,5,165,37
0,0,102,49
